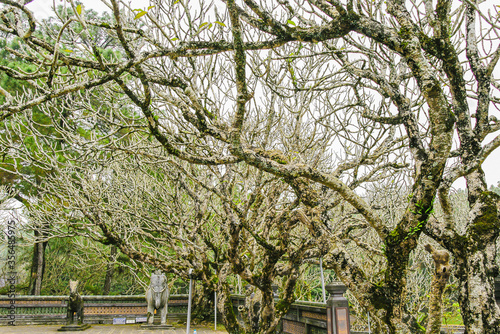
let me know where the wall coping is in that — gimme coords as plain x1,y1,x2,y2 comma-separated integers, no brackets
0,294,189,301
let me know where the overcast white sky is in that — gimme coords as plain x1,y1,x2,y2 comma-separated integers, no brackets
21,0,500,189
26,0,114,18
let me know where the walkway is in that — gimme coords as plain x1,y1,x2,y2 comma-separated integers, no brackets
0,325,227,334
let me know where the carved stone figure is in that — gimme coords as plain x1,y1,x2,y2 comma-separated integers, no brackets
67,280,84,325
145,270,169,325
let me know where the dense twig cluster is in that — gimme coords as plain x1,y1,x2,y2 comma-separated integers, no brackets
0,0,499,333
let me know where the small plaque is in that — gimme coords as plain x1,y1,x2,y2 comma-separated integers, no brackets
113,317,127,325
126,319,136,324
335,307,349,334
136,317,147,323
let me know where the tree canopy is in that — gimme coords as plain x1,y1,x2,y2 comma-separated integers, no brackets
0,0,499,333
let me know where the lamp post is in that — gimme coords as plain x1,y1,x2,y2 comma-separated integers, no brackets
320,258,326,303
326,282,351,334
186,269,193,334
214,270,217,331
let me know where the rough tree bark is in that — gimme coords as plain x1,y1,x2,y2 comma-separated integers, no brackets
0,0,499,332
424,244,451,334
102,245,117,295
426,174,500,334
29,234,47,296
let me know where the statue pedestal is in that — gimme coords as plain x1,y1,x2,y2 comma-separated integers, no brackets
139,324,175,330
57,324,91,331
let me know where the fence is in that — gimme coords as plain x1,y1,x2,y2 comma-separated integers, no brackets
230,295,331,334
1,284,355,332
4,277,492,332
281,300,329,334
0,294,189,325
231,283,366,334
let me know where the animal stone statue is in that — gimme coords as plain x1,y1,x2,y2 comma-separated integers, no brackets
145,270,169,325
67,280,84,325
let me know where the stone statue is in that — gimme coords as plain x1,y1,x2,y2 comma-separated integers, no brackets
145,270,169,325
58,280,89,331
67,280,84,325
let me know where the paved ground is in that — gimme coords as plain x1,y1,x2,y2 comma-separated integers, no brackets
0,325,227,334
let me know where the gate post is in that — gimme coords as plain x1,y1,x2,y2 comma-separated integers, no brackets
326,282,351,334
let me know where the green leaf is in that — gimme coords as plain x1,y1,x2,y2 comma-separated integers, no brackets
134,11,147,20
147,5,155,10
76,4,82,15
174,0,180,3
287,19,296,26
63,49,73,53
171,37,178,41
214,21,226,27
199,22,208,30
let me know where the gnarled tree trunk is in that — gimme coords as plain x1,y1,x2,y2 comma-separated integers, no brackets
458,172,500,333
424,244,451,334
455,248,500,334
29,236,47,296
428,170,500,333
102,245,117,295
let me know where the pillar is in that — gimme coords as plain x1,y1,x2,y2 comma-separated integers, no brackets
326,282,351,334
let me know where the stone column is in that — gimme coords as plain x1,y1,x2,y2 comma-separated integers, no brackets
326,282,351,334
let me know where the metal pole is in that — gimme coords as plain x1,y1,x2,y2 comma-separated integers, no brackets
186,269,193,334
214,271,217,331
320,258,326,303
238,275,241,295
367,311,371,334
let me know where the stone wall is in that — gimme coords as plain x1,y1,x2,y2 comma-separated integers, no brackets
0,294,188,325
1,284,373,333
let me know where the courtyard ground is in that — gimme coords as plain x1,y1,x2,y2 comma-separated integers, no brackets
0,324,228,334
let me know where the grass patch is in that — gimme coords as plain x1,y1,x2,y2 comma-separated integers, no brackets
442,313,463,326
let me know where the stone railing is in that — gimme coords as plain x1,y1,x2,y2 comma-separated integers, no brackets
281,300,329,334
230,294,329,334
0,294,188,325
5,277,484,332
231,283,366,334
